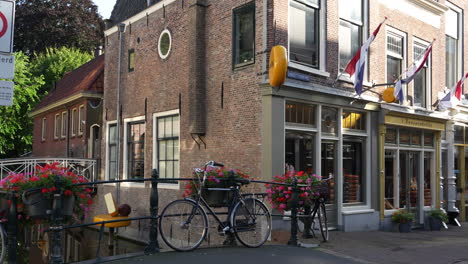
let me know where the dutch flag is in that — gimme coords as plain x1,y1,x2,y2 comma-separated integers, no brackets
439,72,468,110
394,42,433,103
344,18,387,95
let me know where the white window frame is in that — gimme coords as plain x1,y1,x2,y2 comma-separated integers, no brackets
41,118,47,142
445,2,463,91
386,27,407,102
78,105,84,136
153,109,180,190
123,115,146,187
105,120,117,181
61,111,67,139
412,38,431,109
54,114,60,140
338,0,368,80
71,108,77,137
288,0,329,77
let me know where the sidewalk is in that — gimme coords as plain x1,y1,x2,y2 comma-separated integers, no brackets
83,224,468,264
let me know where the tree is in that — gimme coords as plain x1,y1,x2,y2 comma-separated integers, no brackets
0,52,44,158
31,47,94,97
14,0,104,55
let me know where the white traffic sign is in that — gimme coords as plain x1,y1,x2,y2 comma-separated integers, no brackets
0,0,14,54
0,80,13,106
0,54,14,79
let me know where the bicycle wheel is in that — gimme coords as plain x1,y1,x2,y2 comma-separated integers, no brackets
317,202,329,242
0,224,5,263
159,199,208,251
231,198,271,248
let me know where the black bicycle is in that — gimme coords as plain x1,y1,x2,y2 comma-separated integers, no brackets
159,161,272,251
298,179,331,242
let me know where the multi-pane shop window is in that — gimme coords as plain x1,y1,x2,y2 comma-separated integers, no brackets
446,7,460,89
108,124,117,180
339,0,363,72
386,33,404,83
285,131,315,174
233,2,255,67
413,42,429,108
157,115,179,180
342,111,365,131
127,122,145,179
321,106,338,135
289,0,320,68
285,102,315,126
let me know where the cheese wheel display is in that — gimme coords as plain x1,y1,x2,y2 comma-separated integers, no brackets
269,45,288,87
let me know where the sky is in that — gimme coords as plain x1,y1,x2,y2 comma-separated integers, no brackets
93,0,116,19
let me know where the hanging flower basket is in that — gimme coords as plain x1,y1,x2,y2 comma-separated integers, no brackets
202,189,231,208
24,191,76,218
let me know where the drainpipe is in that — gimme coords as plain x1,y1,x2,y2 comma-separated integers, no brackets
116,23,126,204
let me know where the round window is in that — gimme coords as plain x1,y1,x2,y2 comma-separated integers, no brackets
158,29,172,59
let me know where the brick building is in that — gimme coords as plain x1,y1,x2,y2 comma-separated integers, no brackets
30,55,104,159
98,0,468,241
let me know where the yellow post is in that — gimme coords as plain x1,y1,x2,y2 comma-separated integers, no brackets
379,124,386,220
435,132,441,209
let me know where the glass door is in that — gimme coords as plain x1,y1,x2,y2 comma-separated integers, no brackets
321,141,337,227
399,151,421,226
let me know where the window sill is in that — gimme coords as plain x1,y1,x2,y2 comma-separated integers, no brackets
121,181,146,188
288,62,330,78
337,74,373,87
233,61,255,71
341,208,374,215
158,183,180,190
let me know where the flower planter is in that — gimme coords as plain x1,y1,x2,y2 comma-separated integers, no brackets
0,196,8,216
428,216,442,231
25,192,75,218
202,190,231,208
398,221,412,233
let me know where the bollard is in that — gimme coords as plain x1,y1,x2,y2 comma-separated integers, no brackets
288,178,299,246
145,169,160,254
50,175,63,264
7,191,18,263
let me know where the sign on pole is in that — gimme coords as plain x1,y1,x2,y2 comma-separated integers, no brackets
0,0,14,54
0,53,14,79
0,80,14,106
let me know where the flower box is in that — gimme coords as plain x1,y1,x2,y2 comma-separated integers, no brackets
202,189,232,208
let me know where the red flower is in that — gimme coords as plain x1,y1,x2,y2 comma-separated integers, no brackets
87,199,93,205
79,194,86,199
41,188,49,193
64,190,73,196
49,187,56,192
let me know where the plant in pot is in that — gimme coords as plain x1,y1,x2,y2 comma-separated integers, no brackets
0,163,93,222
427,208,448,231
391,210,414,233
265,171,323,238
183,167,251,207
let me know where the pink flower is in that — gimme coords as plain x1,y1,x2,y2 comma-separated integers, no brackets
30,176,40,182
279,203,286,210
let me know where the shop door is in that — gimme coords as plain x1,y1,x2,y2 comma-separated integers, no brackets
399,151,421,226
321,141,337,228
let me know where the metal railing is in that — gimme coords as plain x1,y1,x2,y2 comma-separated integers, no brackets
0,158,97,182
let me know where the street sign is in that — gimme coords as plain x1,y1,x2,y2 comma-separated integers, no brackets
0,53,14,79
0,80,13,106
0,0,14,54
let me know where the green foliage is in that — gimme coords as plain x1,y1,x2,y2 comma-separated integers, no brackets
391,210,415,224
0,52,44,158
31,47,94,97
428,208,448,223
14,0,104,56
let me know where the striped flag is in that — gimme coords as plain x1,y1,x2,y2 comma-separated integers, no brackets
439,72,468,110
344,18,387,95
394,42,433,102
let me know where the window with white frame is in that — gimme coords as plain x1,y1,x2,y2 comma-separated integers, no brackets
78,105,84,136
107,123,117,180
339,0,364,72
445,4,462,90
42,118,46,141
386,31,405,84
413,41,430,108
289,0,321,68
71,108,77,137
61,111,67,138
126,121,145,179
54,114,60,139
155,113,179,181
